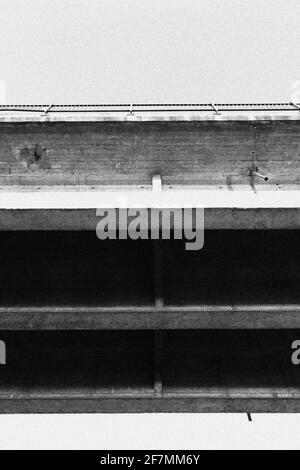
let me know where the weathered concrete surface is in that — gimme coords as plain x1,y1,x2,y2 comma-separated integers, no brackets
0,117,298,414
0,306,299,329
0,230,298,329
0,397,300,413
0,208,299,229
0,120,299,186
0,329,298,413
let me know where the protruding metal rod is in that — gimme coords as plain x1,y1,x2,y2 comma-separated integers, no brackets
247,412,252,422
210,102,221,115
252,171,269,182
248,166,269,182
290,101,300,111
44,104,53,116
127,103,134,115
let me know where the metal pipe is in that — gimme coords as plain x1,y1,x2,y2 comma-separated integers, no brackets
252,171,269,182
248,166,269,181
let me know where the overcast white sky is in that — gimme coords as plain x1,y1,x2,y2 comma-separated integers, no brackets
0,0,299,104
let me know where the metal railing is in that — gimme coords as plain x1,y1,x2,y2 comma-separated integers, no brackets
0,102,299,114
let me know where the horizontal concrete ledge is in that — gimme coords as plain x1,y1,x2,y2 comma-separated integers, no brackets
0,305,300,329
0,188,299,209
0,397,299,413
0,390,298,400
0,208,299,230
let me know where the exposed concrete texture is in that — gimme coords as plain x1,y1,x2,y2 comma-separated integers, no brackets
0,208,299,230
0,120,299,186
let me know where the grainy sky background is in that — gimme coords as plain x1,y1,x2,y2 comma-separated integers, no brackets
0,0,299,103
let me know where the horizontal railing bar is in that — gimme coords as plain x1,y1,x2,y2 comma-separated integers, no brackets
0,103,299,119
